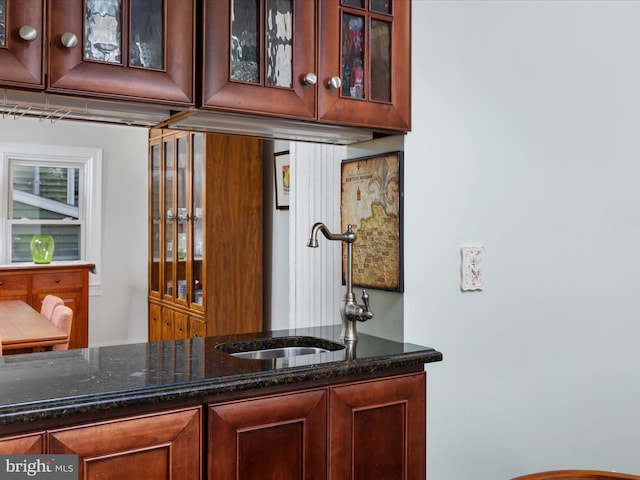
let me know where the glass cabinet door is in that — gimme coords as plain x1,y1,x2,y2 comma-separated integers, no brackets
175,135,188,305
318,0,410,131
191,134,204,308
150,142,161,295
201,0,316,119
163,139,174,300
48,0,193,105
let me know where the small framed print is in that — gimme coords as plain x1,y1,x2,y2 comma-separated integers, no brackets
274,151,290,210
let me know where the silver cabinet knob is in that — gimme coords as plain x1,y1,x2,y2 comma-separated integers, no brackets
303,73,317,85
327,76,342,89
61,32,78,48
19,25,38,42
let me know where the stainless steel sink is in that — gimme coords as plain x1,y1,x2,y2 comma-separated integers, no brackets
229,346,331,360
215,336,345,360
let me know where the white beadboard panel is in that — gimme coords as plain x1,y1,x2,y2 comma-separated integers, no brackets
289,142,346,329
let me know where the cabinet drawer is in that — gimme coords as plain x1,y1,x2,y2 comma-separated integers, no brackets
32,271,83,291
0,274,29,296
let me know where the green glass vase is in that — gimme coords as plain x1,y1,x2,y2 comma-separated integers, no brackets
30,235,55,264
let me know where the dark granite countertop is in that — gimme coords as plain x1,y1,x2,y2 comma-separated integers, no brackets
0,325,442,428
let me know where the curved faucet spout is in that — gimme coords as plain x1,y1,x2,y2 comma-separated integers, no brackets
306,222,374,342
307,222,355,248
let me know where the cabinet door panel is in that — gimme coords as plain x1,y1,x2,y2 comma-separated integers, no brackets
201,0,316,119
318,0,411,131
48,407,201,480
0,273,29,299
47,0,194,105
0,0,44,88
208,389,327,480
0,432,44,454
148,302,162,341
329,373,426,480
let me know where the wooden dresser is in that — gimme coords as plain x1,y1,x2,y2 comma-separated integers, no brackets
0,263,94,349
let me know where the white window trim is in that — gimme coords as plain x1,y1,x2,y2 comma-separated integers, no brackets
0,143,102,295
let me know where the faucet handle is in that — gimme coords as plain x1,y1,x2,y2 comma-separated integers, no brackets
361,290,374,320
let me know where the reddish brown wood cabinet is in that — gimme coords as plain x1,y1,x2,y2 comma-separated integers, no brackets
47,0,194,105
208,389,328,480
0,263,93,349
0,0,44,88
48,407,201,480
201,0,411,132
207,372,426,480
0,432,44,454
0,372,427,479
330,372,426,480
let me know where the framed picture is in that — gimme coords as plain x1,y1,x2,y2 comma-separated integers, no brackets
341,152,404,292
273,151,290,210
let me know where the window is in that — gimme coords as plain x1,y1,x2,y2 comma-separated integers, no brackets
0,144,102,292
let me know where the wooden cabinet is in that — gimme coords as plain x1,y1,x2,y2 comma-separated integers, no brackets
318,0,411,131
47,0,194,105
207,372,426,480
329,372,426,480
0,431,44,454
0,263,93,349
148,130,263,341
201,0,317,120
201,0,411,132
0,371,427,478
0,0,45,88
0,0,194,105
208,389,327,480
49,408,201,480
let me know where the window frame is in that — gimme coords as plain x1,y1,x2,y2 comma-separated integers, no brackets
0,143,102,294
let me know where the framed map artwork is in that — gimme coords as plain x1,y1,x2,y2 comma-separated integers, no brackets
341,152,404,292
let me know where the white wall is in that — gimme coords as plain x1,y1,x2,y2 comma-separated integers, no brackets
406,1,640,478
0,116,149,346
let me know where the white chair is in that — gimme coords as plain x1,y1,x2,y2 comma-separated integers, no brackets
513,470,640,480
50,305,73,351
40,295,64,321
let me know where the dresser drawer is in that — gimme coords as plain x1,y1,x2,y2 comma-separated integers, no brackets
32,271,83,291
0,274,29,297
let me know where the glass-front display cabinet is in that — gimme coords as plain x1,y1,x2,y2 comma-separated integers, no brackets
149,131,203,312
48,0,194,105
201,0,316,119
148,130,263,342
318,0,411,131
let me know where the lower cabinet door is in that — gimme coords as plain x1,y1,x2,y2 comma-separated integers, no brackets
208,389,327,480
329,373,427,480
48,407,201,480
0,432,44,454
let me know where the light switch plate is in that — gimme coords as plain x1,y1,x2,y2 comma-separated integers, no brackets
461,246,484,291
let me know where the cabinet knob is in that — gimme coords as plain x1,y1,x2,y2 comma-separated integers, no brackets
19,25,38,42
303,73,317,86
328,76,342,90
61,32,78,49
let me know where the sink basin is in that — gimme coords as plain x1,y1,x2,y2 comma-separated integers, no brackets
215,336,345,360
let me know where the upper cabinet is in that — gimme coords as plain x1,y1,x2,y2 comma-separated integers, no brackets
0,0,45,88
47,0,194,105
0,0,410,133
318,0,411,131
201,0,317,120
200,0,411,132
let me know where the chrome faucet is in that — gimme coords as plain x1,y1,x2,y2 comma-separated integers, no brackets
307,222,374,341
